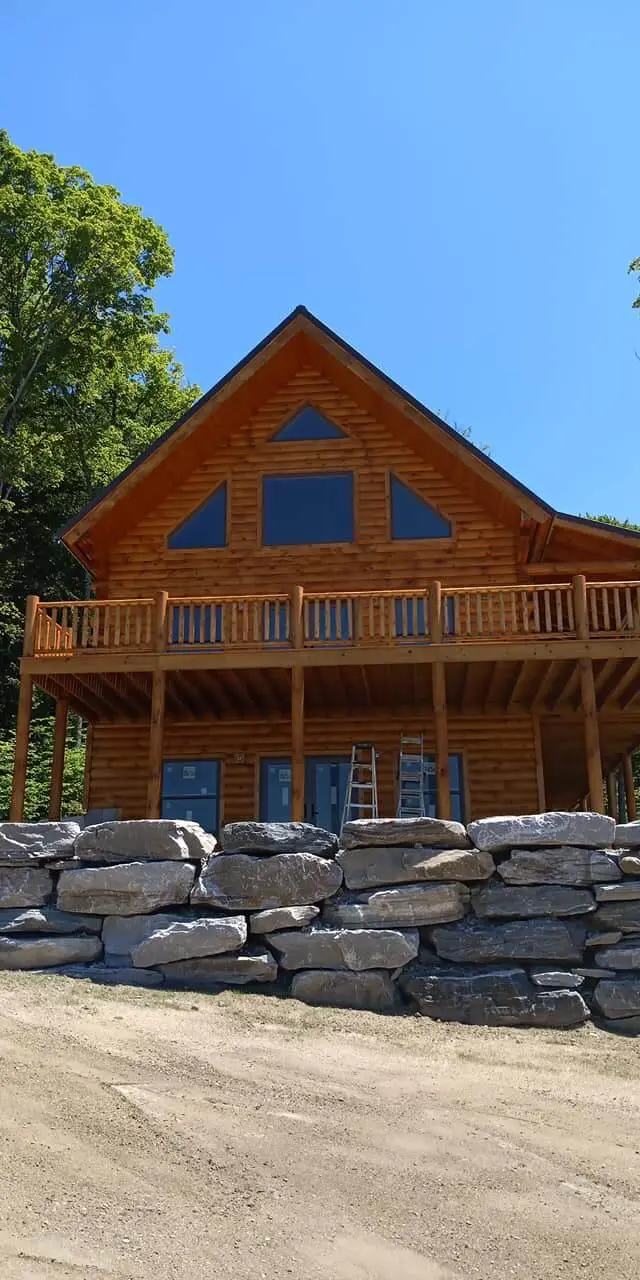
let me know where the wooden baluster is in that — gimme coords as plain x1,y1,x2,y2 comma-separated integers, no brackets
81,605,89,648
602,588,610,632
429,581,442,645
625,586,633,631
499,591,506,633
487,592,494,636
454,593,460,637
521,591,529,633
476,593,482,636
544,590,552,633
589,587,598,632
611,586,622,632
336,598,343,641
231,601,238,644
556,589,564,632
368,596,374,642
113,606,120,647
532,591,540,633
566,590,574,633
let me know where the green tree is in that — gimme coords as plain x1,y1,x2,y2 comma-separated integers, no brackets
0,131,198,808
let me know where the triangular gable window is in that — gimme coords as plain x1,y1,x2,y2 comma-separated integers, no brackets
271,405,347,441
390,474,451,540
168,482,227,549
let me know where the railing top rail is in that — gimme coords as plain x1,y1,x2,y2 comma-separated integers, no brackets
168,593,290,605
38,598,154,608
443,582,574,595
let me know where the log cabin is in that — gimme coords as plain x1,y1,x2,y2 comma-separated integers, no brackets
10,306,640,831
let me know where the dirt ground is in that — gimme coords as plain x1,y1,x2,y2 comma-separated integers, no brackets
0,975,639,1280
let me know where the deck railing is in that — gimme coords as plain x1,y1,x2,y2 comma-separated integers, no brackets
27,578,640,659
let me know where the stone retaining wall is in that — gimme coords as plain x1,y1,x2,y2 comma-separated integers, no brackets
2,812,640,1033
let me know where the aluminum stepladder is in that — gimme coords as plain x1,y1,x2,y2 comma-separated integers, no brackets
341,743,379,831
396,732,427,818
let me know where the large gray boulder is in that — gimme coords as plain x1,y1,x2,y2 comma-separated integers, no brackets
596,1016,640,1035
340,817,469,850
594,882,640,902
57,861,196,916
620,855,640,876
468,811,615,852
0,866,52,909
158,948,277,986
614,823,640,849
0,907,101,935
249,905,319,934
291,969,401,1012
0,934,102,969
0,821,80,865
220,821,337,858
529,967,584,988
191,852,342,911
497,848,620,886
322,882,468,929
44,963,164,988
589,900,640,933
131,915,247,967
336,845,493,891
75,819,215,863
592,978,640,1019
431,917,586,964
595,945,640,970
102,912,182,963
266,926,419,971
399,961,589,1027
472,884,596,919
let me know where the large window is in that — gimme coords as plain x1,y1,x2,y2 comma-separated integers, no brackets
161,760,220,832
271,406,346,441
168,483,227,549
390,474,451,540
262,473,354,546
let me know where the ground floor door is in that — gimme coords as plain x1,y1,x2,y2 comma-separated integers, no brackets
161,759,220,833
259,756,351,834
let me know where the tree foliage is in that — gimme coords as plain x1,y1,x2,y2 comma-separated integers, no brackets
0,131,199,812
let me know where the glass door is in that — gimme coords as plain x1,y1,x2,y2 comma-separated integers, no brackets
259,758,292,822
305,756,351,834
161,760,220,833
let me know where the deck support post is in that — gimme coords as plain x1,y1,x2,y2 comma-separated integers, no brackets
290,585,305,822
606,771,619,821
623,753,637,822
10,595,39,821
532,713,546,811
146,591,168,819
429,581,450,820
49,699,69,820
573,575,604,812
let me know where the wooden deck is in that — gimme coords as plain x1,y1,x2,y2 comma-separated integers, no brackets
25,578,640,669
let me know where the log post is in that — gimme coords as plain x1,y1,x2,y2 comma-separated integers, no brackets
49,699,69,820
623,753,637,822
432,663,451,820
573,575,603,812
146,591,168,819
532,713,546,811
9,595,39,821
606,771,618,821
290,585,305,822
579,657,604,812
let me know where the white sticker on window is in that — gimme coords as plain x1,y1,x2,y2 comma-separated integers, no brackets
182,766,196,780
278,769,291,783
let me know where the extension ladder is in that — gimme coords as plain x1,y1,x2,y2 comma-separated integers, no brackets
341,744,379,830
396,733,427,818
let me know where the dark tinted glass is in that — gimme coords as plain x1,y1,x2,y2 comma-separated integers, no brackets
263,473,354,545
272,406,346,441
168,483,226,549
390,475,451,540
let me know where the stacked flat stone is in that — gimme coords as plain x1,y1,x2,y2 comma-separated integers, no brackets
1,808,640,1034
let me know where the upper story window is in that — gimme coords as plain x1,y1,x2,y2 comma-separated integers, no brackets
262,473,354,546
390,474,451,540
168,482,227,549
271,405,347,441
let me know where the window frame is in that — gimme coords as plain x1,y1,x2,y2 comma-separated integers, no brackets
260,470,357,548
165,480,230,553
387,471,454,545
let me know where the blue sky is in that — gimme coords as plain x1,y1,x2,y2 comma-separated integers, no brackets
2,2,638,518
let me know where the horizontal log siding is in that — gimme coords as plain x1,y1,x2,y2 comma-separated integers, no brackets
87,714,538,824
105,367,519,598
